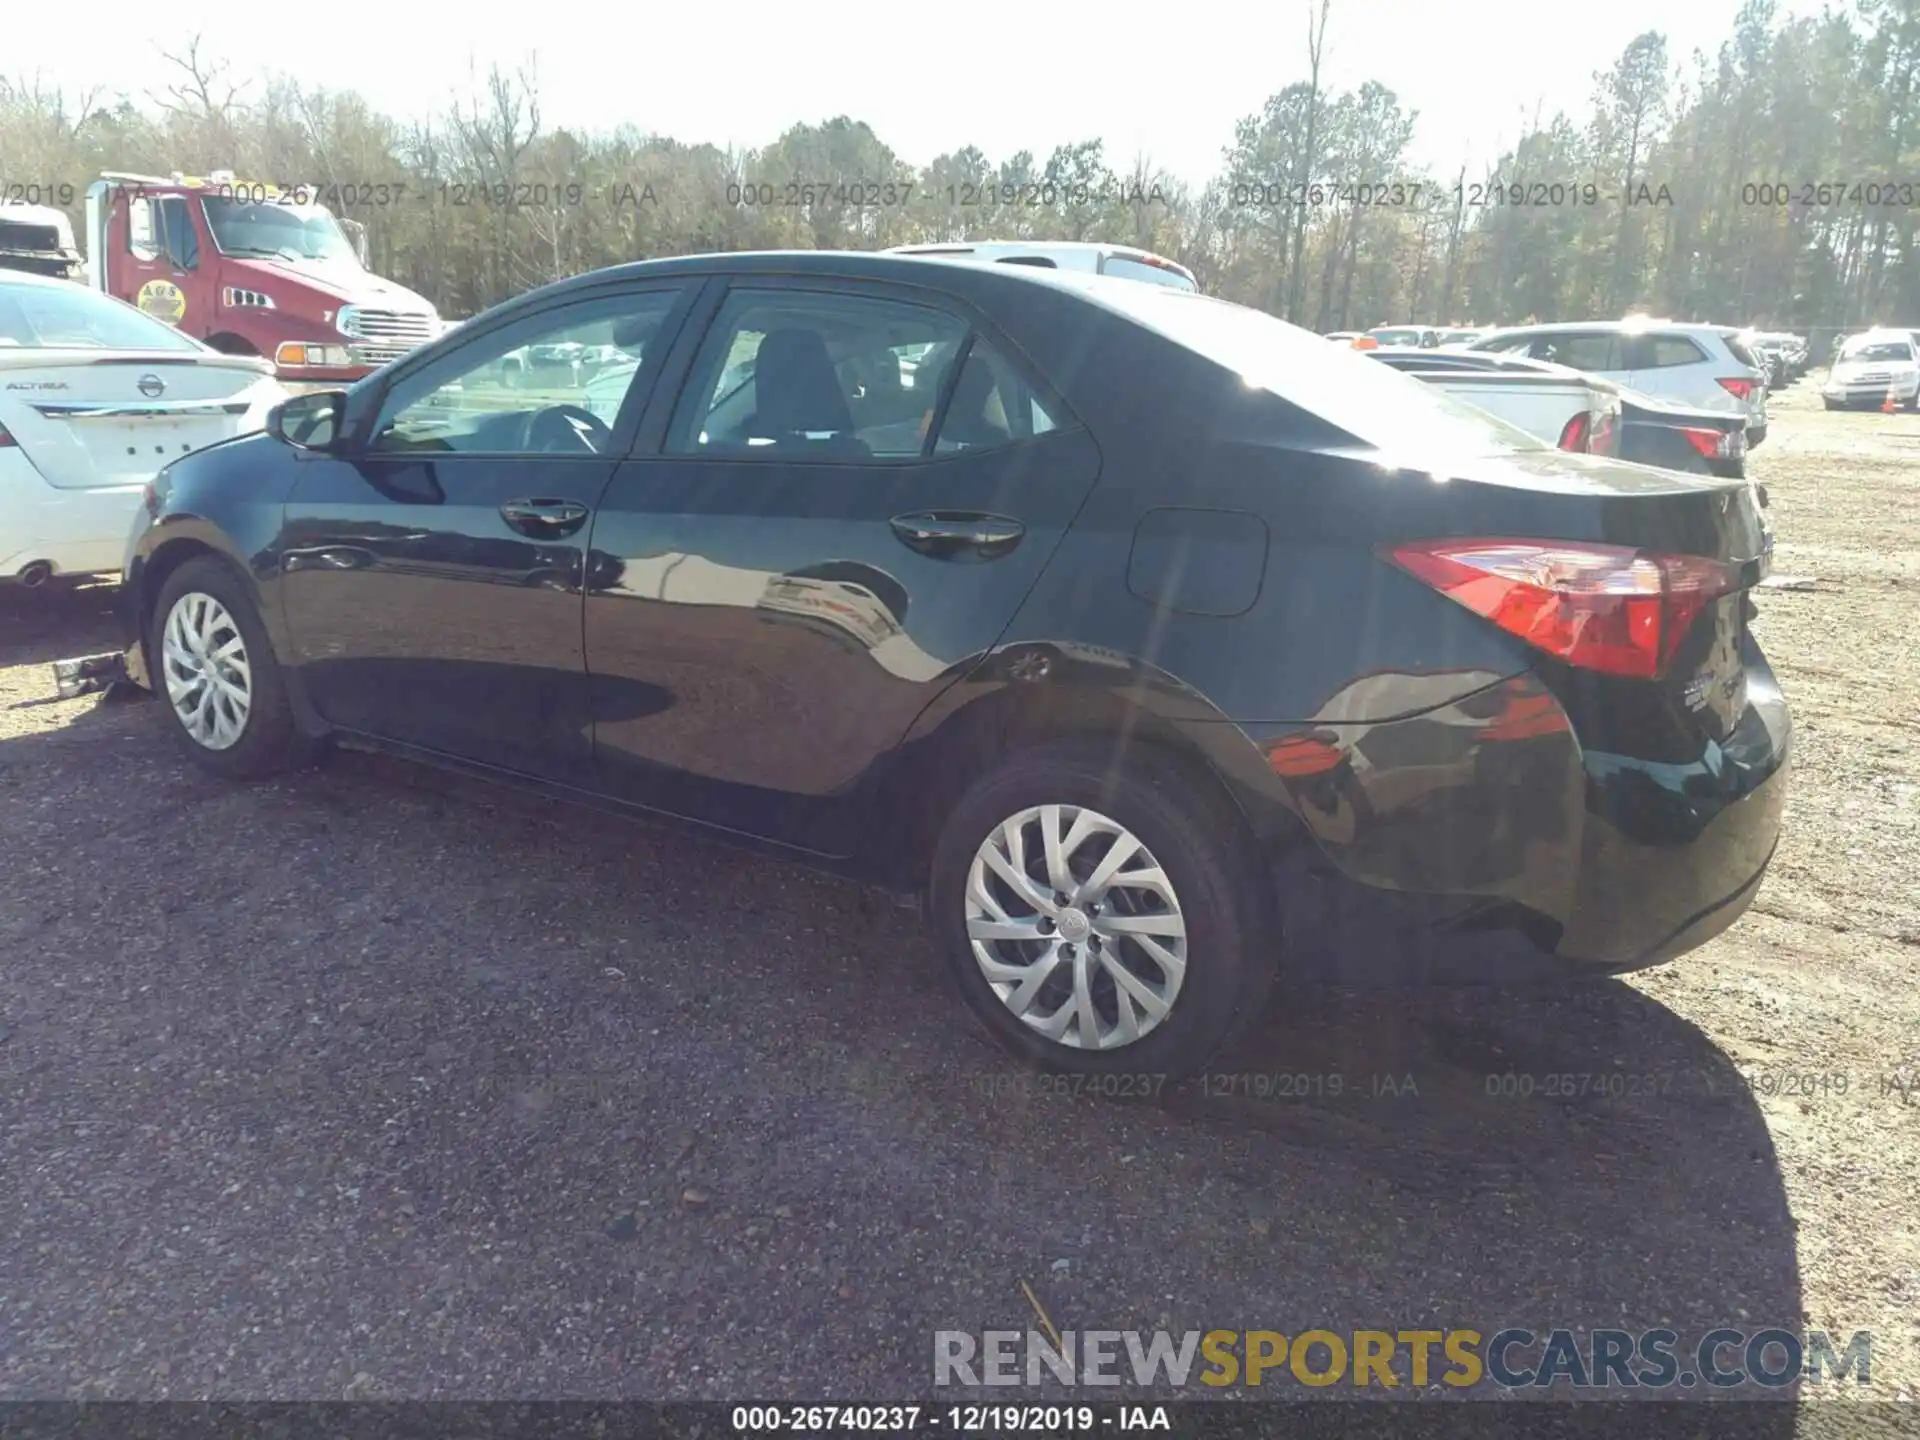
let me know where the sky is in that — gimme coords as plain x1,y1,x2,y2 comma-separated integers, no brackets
8,0,1780,189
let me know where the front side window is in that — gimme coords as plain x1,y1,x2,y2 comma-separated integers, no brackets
1473,332,1535,355
0,279,203,352
669,289,971,459
158,197,199,270
1529,332,1620,370
370,288,682,455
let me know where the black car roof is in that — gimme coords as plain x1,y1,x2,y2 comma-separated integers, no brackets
519,249,1094,303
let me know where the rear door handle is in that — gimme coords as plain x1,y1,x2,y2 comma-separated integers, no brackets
501,498,590,538
889,511,1025,561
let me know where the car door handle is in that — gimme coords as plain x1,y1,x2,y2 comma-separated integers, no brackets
500,498,590,538
889,511,1025,561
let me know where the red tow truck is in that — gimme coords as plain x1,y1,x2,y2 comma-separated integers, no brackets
79,171,442,387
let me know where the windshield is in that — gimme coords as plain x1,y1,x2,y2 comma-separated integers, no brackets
1838,338,1915,364
1368,328,1424,345
201,198,361,265
0,278,204,351
1085,283,1548,457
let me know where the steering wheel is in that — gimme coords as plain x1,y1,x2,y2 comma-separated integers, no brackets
523,403,613,454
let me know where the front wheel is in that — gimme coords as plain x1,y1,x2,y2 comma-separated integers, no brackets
150,557,313,779
930,740,1275,1078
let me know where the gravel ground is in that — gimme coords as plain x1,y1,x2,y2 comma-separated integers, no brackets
0,391,1915,1405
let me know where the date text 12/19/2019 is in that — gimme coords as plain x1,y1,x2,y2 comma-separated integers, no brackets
729,1405,1171,1432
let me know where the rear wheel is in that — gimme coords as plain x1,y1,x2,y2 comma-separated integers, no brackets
930,740,1275,1077
150,557,312,779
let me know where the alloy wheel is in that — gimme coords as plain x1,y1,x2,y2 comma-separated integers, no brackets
161,591,252,751
965,804,1188,1050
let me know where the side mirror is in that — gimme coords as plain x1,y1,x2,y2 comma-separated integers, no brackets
267,389,347,452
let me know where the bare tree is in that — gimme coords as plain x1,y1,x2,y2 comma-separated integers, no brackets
1283,0,1333,323
151,36,244,125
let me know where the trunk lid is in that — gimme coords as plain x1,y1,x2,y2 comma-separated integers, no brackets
1375,449,1771,744
0,351,277,490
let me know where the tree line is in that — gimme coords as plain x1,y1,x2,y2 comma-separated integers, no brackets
2,0,1916,340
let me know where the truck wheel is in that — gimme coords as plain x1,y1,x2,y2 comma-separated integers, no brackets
150,557,314,780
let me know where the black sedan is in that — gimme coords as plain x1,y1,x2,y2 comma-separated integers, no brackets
109,252,1789,1078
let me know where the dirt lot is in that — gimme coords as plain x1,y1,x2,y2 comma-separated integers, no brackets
1,390,1915,1405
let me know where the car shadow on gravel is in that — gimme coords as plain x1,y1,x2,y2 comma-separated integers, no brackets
0,590,1802,1405
0,580,121,668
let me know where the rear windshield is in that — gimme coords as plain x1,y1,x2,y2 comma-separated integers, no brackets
1099,255,1198,291
1368,328,1424,345
0,279,203,351
1085,285,1548,457
1838,338,1915,363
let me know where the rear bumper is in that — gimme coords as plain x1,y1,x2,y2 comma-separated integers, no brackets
1197,662,1790,986
1747,421,1768,448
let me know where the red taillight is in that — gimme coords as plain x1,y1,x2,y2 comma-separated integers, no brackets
1382,539,1740,680
1678,426,1725,459
1557,413,1590,451
1717,377,1755,400
0,422,16,448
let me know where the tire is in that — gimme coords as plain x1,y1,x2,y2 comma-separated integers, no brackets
929,739,1276,1078
149,556,314,779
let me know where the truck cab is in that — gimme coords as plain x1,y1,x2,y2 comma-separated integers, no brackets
84,172,441,386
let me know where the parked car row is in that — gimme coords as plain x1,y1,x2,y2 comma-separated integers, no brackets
1745,331,1810,387
1365,347,1753,483
42,248,1789,1081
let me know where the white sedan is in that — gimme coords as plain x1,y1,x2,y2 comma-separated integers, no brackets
0,270,286,586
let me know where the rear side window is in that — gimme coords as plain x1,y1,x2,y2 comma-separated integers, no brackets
1633,335,1709,369
931,340,1060,454
1528,332,1620,370
1720,333,1761,369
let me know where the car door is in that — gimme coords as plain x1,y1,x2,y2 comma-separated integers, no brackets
277,281,693,781
120,194,198,331
583,278,1102,856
